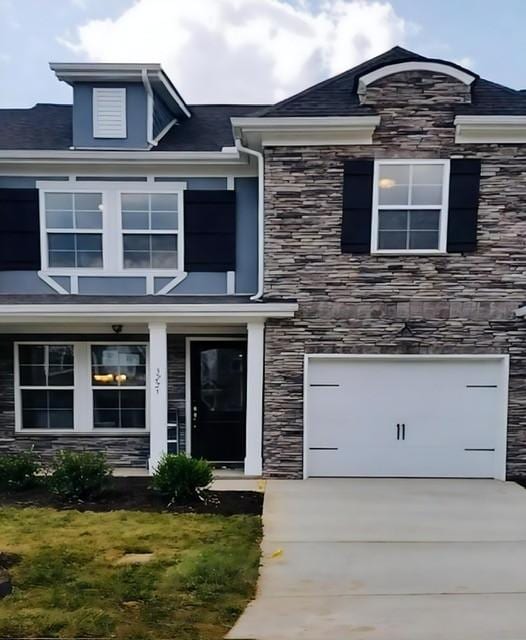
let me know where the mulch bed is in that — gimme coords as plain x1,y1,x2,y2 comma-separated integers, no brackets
0,477,263,516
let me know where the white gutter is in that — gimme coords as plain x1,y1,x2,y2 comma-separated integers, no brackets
0,149,244,165
0,302,298,322
141,68,156,147
235,138,264,301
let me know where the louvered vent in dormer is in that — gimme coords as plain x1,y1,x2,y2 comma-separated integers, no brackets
92,87,127,138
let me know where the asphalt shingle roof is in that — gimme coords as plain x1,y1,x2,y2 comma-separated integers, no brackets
256,46,526,118
0,104,268,151
0,47,524,151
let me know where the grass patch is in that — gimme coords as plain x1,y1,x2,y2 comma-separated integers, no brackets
0,507,261,639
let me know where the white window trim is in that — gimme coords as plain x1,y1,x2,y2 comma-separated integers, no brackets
371,159,450,255
14,341,150,435
93,87,127,139
37,181,186,280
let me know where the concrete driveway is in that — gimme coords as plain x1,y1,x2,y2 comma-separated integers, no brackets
227,478,526,640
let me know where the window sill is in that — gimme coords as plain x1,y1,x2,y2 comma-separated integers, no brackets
15,430,149,436
371,250,447,256
42,269,184,276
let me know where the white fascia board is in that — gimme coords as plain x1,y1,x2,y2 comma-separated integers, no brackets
0,149,244,166
0,302,299,322
454,116,526,143
358,61,476,90
153,71,191,119
232,116,380,147
50,62,162,83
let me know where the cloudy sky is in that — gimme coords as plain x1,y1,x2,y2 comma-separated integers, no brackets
0,0,525,108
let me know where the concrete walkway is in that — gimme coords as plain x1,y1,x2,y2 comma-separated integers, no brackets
227,478,526,640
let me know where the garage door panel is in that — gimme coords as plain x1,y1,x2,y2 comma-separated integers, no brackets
306,357,506,479
308,447,497,478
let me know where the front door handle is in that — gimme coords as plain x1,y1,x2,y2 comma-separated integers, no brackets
402,423,406,440
396,423,400,440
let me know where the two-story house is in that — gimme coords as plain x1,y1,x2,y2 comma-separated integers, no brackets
1,46,526,480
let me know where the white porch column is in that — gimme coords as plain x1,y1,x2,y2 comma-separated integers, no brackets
245,320,264,476
148,321,168,473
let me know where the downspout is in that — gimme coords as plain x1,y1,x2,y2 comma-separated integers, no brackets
235,138,264,301
141,68,156,148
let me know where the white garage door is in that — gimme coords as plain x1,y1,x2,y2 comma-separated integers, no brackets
305,356,508,479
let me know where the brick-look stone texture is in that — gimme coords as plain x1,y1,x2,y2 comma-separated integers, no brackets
0,336,188,467
262,71,526,478
167,335,187,453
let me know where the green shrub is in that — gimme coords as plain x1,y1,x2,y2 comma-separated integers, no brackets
151,454,213,502
0,450,41,490
48,450,111,501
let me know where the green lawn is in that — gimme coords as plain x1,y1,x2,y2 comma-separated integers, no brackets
0,507,261,639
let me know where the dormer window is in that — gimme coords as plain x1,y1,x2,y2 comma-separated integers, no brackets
92,87,127,139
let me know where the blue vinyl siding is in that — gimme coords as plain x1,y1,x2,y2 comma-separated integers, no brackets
72,83,148,149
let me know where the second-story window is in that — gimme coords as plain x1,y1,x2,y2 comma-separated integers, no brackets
372,160,450,254
121,192,180,270
44,192,103,268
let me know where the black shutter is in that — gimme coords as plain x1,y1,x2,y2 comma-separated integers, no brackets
341,159,374,254
184,190,236,272
447,159,481,253
0,188,41,270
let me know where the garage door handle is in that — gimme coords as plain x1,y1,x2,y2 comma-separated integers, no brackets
396,424,400,440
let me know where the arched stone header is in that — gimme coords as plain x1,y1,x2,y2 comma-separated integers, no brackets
358,61,476,96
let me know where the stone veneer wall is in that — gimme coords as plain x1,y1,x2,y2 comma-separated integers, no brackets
0,335,188,467
167,335,187,453
262,71,526,478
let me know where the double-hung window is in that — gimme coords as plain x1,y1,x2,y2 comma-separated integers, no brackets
44,192,103,268
92,345,147,429
17,344,75,430
372,160,449,253
121,192,181,270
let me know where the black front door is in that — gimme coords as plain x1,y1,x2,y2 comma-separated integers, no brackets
190,340,247,463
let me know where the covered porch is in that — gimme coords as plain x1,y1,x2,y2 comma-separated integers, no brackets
0,299,297,476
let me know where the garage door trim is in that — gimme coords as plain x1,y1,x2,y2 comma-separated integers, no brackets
303,354,510,480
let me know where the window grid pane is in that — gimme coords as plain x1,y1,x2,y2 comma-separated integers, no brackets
122,233,178,269
377,164,444,208
121,193,178,231
378,209,441,250
45,192,102,230
48,233,103,268
19,345,74,430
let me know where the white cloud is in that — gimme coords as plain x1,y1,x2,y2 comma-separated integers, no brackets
454,56,474,70
61,0,409,103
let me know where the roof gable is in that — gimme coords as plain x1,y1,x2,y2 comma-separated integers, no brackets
254,46,526,118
